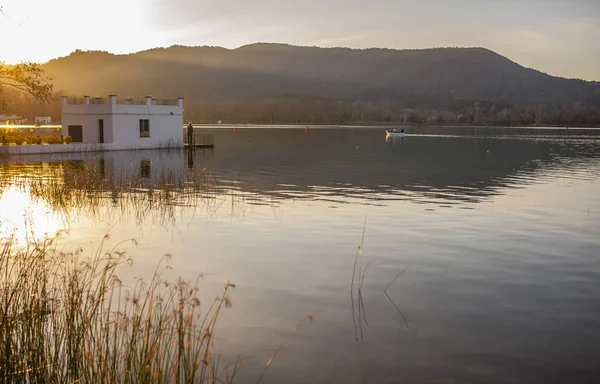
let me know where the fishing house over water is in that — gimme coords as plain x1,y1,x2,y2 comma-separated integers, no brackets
61,95,184,150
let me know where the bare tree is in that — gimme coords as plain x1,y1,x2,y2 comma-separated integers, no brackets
1,62,54,112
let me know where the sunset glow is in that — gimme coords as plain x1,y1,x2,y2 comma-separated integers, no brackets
1,0,598,80
0,186,61,245
1,0,166,64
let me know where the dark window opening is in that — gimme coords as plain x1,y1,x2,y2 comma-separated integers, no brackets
139,119,150,138
68,125,83,142
140,160,151,178
99,158,105,179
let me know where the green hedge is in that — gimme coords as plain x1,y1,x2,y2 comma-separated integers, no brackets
0,129,64,145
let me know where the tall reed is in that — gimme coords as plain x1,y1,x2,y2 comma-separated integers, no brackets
0,161,312,382
0,232,239,383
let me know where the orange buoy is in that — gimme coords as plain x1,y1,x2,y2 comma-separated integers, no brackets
305,126,308,131
234,127,237,131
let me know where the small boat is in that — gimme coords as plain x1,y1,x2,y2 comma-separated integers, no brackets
386,130,405,137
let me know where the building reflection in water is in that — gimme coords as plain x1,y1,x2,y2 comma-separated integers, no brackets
1,128,599,229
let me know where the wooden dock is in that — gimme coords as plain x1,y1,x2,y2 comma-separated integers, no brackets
185,133,214,148
184,143,214,148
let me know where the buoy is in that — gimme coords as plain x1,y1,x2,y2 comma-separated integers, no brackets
356,146,359,150
234,127,237,131
486,150,490,153
305,126,308,131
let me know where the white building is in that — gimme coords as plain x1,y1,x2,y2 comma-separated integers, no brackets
0,114,27,125
35,116,52,124
61,95,184,150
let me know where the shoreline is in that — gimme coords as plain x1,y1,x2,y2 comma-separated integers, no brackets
2,124,600,130
190,123,600,130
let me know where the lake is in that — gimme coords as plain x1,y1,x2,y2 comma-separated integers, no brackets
1,126,599,383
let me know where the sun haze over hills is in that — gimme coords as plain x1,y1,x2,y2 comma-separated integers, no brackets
3,0,599,125
43,44,600,105
7,44,593,126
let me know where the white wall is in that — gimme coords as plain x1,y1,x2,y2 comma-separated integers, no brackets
0,143,109,155
112,114,183,149
110,111,184,148
61,114,114,143
0,139,178,155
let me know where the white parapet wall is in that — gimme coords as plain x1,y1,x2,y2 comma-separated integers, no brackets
60,95,184,150
1,143,105,155
0,141,183,156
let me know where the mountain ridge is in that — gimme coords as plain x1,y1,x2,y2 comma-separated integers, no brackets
17,43,600,125
45,43,598,84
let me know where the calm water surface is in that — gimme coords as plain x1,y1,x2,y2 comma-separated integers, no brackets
1,127,600,383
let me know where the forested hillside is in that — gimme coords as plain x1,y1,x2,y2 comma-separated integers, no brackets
10,44,600,125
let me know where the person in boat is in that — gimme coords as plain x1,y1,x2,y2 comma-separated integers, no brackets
187,122,194,145
401,128,404,133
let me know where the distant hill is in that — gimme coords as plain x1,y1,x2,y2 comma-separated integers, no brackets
35,44,600,125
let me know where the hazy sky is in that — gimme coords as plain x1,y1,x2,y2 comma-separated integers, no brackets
1,0,599,81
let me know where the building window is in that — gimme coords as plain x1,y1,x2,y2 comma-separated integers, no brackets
139,119,150,137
